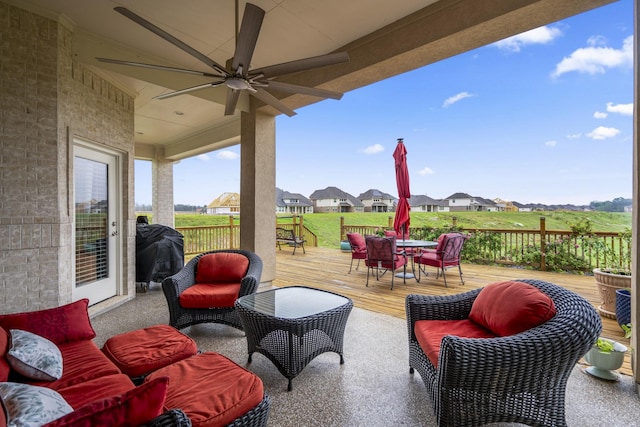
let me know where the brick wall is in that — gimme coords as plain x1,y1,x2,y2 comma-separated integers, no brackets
0,2,135,313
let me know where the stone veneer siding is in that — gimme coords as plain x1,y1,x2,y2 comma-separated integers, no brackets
0,2,135,313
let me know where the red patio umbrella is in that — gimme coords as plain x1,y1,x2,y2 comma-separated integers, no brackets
393,138,411,238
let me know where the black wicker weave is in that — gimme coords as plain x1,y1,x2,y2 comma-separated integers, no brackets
162,250,263,331
406,279,602,427
143,409,192,427
227,394,271,427
236,286,353,391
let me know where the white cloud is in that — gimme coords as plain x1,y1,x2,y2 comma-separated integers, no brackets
606,102,633,116
586,126,620,140
494,25,563,52
362,144,384,154
196,154,210,161
216,150,239,160
566,133,582,139
593,111,608,119
443,92,475,108
417,167,434,175
551,35,633,78
545,140,557,147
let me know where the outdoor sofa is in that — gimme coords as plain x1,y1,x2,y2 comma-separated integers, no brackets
0,298,270,426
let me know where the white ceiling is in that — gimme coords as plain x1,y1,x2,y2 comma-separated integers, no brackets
11,0,616,160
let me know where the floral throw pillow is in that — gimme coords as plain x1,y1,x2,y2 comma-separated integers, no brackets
7,330,63,381
0,382,73,427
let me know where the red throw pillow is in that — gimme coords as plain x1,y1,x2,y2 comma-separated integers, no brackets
469,281,557,336
196,253,249,284
44,376,169,427
0,328,9,382
0,299,95,345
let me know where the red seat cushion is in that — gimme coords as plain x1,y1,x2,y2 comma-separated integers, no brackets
0,299,95,345
145,352,264,427
196,253,249,284
57,374,135,409
44,376,168,427
469,281,557,337
179,283,241,308
414,319,496,367
102,325,198,378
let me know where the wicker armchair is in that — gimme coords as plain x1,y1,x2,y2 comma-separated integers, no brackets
162,250,263,331
406,279,602,427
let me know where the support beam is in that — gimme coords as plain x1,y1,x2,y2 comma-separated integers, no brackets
151,146,175,227
631,0,639,388
240,106,276,284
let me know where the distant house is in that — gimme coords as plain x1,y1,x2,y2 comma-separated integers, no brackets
206,192,240,215
445,192,497,212
309,186,364,213
493,198,518,212
276,188,314,214
512,201,531,212
409,195,449,212
357,189,396,212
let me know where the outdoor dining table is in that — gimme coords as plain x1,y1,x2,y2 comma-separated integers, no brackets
395,239,437,279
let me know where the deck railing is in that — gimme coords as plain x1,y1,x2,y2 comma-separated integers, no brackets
340,216,631,273
176,215,317,256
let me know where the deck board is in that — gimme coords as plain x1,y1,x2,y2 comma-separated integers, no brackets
273,246,632,377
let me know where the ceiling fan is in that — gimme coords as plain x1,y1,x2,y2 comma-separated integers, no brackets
97,2,350,117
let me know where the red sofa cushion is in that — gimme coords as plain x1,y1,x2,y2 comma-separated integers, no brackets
146,352,264,427
102,325,198,378
22,340,121,391
57,374,135,409
0,299,95,345
44,376,168,427
0,328,10,382
469,281,557,337
414,319,496,367
180,283,241,308
195,252,249,284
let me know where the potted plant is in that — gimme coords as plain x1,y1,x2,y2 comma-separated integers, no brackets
584,337,628,381
591,228,632,319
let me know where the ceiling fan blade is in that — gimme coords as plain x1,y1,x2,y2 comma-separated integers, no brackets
266,81,344,100
114,7,228,75
232,3,264,73
251,52,349,78
154,82,225,100
252,88,296,117
225,89,241,116
96,58,224,78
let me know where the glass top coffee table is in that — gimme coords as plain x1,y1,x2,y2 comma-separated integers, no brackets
235,286,353,391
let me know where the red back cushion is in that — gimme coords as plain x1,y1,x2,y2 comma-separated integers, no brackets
44,376,169,427
347,233,366,249
0,299,95,345
469,281,557,337
196,252,250,284
0,329,10,382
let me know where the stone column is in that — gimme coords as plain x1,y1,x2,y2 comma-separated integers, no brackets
152,147,175,228
240,107,276,284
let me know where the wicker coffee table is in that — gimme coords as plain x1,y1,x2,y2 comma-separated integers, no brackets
235,286,353,391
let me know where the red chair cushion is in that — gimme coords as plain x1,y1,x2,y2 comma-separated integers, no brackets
0,299,95,345
0,329,10,382
57,374,135,409
469,281,557,337
45,376,168,427
414,319,496,367
179,283,241,308
145,352,264,427
102,325,198,378
347,232,366,249
196,253,249,284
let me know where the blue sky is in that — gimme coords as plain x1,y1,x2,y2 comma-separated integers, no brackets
135,0,633,207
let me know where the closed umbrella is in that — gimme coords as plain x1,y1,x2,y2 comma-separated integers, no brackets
393,138,411,238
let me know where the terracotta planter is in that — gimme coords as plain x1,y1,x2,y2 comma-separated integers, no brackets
593,268,632,319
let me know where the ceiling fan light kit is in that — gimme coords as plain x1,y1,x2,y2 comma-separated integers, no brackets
96,3,349,117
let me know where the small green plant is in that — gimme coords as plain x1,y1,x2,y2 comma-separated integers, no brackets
595,337,617,353
621,323,632,339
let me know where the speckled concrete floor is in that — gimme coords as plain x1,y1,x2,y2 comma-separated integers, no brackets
91,285,640,427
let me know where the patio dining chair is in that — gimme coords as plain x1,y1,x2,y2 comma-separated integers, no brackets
413,232,468,287
346,232,367,273
364,235,407,290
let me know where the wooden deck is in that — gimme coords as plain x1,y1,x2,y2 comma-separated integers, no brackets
273,246,632,377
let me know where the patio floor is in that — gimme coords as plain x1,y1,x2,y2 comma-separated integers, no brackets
272,246,633,377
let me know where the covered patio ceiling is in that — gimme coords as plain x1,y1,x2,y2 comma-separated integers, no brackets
14,0,615,160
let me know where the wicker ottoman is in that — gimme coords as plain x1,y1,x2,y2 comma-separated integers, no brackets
102,324,198,383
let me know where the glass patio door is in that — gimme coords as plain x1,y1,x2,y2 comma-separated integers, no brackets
73,144,120,305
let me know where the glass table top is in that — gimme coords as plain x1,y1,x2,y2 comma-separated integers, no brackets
236,286,350,319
